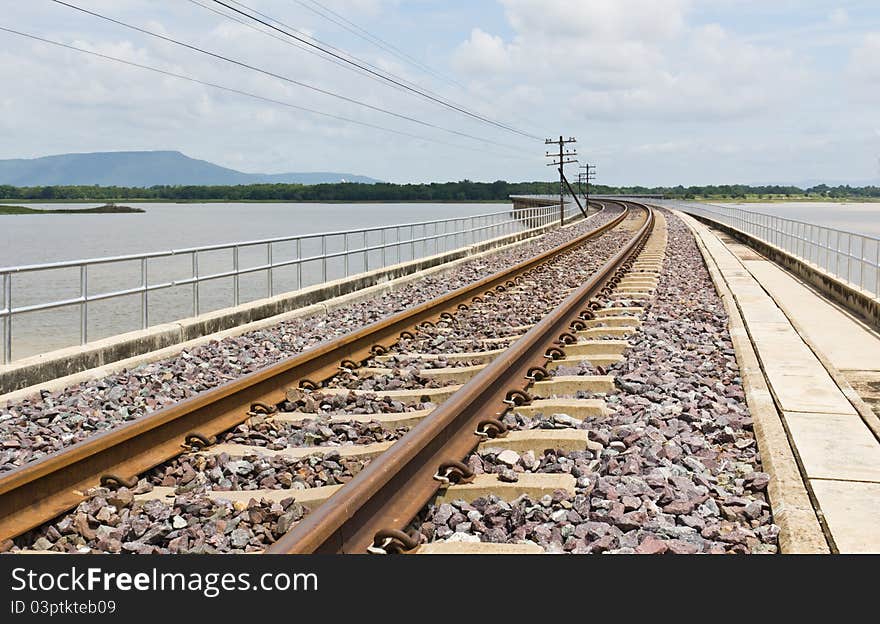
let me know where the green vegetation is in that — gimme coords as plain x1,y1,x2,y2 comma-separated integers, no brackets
659,184,880,201
0,203,143,214
0,182,878,203
0,205,37,214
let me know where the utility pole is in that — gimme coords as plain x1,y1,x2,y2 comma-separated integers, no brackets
584,163,597,206
545,136,577,225
578,164,588,200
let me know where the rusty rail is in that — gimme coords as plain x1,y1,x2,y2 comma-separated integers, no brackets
267,202,654,553
0,201,628,542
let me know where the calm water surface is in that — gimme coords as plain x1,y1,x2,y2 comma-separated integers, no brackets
0,202,517,360
0,202,512,266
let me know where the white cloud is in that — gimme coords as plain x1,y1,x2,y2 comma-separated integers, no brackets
500,0,688,42
0,0,874,185
454,28,511,75
453,1,807,123
0,1,505,182
829,8,849,27
849,33,880,84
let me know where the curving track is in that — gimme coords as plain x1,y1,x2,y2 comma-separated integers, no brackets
2,201,657,553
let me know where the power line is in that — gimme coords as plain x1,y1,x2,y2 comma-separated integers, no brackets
232,0,545,142
294,0,546,137
210,0,541,140
290,0,545,138
0,26,536,162
48,0,526,151
291,0,466,90
185,0,408,94
219,0,450,102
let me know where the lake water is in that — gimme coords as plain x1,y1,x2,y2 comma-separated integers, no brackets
0,202,514,266
716,202,880,237
0,202,522,361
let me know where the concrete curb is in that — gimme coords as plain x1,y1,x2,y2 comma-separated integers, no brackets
1,210,596,404
676,210,830,554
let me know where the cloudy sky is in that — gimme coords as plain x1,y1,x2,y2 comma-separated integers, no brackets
2,0,879,185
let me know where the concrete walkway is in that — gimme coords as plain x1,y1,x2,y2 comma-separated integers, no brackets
682,213,880,554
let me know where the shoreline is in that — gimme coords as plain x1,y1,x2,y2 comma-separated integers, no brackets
3,197,879,205
0,199,515,205
0,204,143,214
697,197,880,204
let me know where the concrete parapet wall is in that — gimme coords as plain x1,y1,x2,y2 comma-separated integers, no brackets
689,214,880,331
0,213,582,395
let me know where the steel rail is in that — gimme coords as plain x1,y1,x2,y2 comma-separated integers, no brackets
0,202,626,542
267,202,654,554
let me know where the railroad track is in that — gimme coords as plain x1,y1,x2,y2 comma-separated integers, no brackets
2,200,660,554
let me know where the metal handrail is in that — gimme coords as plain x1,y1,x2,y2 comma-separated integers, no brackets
663,199,880,300
0,199,583,363
0,204,567,274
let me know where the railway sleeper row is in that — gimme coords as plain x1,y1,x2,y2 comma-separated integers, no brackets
401,211,668,554
263,205,655,554
3,203,647,553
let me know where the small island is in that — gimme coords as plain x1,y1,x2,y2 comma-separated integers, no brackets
0,203,144,215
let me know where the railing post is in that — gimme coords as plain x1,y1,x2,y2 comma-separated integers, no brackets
2,273,10,364
268,242,274,298
847,235,853,285
233,246,240,306
80,265,88,345
804,223,810,264
381,229,387,267
799,222,805,260
344,233,349,277
835,231,841,280
296,239,303,290
363,230,368,271
192,252,200,317
875,241,879,298
322,236,327,282
859,236,866,292
141,258,149,330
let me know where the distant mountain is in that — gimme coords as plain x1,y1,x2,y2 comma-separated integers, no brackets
0,151,380,187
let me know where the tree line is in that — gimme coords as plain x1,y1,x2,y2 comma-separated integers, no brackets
0,181,878,202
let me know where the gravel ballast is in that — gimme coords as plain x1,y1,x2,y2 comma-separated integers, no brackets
419,210,780,554
0,208,622,472
8,207,647,553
